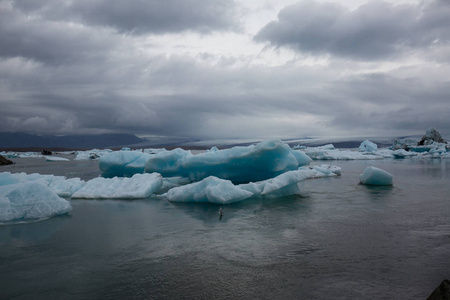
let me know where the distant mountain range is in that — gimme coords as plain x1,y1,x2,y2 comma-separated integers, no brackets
0,132,145,150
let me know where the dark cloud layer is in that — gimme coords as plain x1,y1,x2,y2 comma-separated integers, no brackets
12,0,239,34
0,0,449,140
255,0,450,60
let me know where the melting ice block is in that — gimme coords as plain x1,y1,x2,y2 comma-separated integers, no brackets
165,176,253,204
72,173,163,199
145,140,309,183
0,182,72,223
0,172,85,197
49,178,85,197
359,140,378,152
99,151,152,178
165,165,341,204
45,156,70,162
359,166,393,186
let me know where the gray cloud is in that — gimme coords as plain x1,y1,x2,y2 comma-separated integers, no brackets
1,0,449,141
12,0,239,35
254,0,450,61
0,3,118,65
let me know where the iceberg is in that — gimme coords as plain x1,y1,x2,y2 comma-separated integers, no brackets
359,166,393,186
99,151,152,178
45,156,70,162
164,165,341,204
49,178,86,197
359,140,377,152
392,149,417,158
418,127,445,145
72,173,163,199
165,176,253,204
145,140,307,183
157,177,192,194
75,149,113,160
305,146,386,160
0,172,21,186
240,166,339,198
0,182,72,223
0,172,85,197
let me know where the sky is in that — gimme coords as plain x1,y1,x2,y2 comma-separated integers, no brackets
1,0,449,141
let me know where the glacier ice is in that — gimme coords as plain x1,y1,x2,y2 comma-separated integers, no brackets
75,149,112,160
99,151,152,178
145,140,308,183
45,156,70,162
49,178,85,198
359,140,377,152
165,176,254,204
359,166,393,186
164,165,341,204
72,173,163,199
0,181,72,223
0,172,85,197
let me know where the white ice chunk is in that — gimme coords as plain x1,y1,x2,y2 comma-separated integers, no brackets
393,149,418,158
99,151,152,178
291,150,313,166
165,176,253,204
72,173,163,199
49,178,85,197
156,177,192,194
45,156,70,162
75,149,113,160
359,166,393,186
359,140,378,152
0,172,85,197
0,172,21,186
165,165,341,203
0,182,72,223
305,147,385,160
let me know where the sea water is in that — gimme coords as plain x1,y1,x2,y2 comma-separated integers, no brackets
0,156,449,299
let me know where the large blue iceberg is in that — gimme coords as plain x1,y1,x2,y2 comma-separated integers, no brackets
99,151,152,178
145,140,312,183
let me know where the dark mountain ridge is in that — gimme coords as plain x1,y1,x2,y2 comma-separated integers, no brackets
0,132,144,150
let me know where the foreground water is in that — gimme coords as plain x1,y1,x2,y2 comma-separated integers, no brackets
1,157,449,299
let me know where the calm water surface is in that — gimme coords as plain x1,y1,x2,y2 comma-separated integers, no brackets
0,157,449,299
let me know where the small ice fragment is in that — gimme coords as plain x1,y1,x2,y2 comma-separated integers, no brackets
359,166,393,186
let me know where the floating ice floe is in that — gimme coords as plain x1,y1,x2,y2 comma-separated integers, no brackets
72,173,163,199
0,181,72,223
99,151,152,178
49,178,86,198
164,165,341,204
392,149,418,158
45,156,70,162
165,176,254,204
359,166,393,186
304,145,389,160
0,172,85,197
74,149,113,160
145,140,311,183
359,140,378,152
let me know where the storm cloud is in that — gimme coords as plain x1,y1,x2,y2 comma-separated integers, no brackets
255,0,450,61
1,0,449,141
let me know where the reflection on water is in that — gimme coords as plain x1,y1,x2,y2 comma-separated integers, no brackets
0,158,449,299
